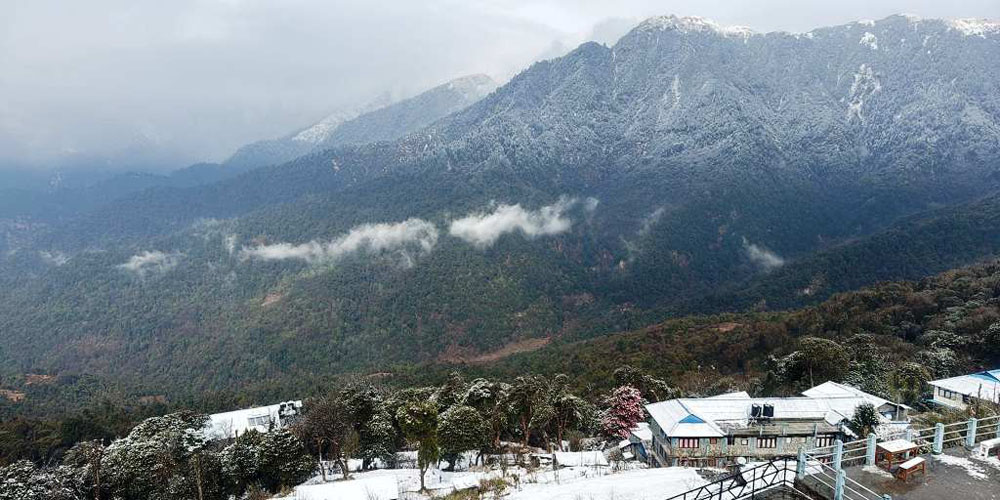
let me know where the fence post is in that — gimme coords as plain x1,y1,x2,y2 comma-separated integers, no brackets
904,428,914,458
834,469,846,500
797,447,806,480
967,418,978,448
833,439,843,472
866,433,877,466
933,423,944,455
995,416,1000,439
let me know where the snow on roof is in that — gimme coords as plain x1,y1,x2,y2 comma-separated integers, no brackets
707,391,751,400
204,400,302,440
629,422,652,443
803,381,911,410
294,475,399,500
930,370,1000,404
646,390,895,438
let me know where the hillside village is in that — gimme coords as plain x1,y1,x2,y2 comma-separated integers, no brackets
4,6,1000,500
2,365,997,500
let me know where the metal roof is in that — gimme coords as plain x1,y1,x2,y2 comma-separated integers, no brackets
929,370,1000,404
646,383,906,439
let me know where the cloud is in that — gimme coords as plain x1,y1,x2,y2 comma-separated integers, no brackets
39,250,70,266
449,196,587,249
240,218,438,266
224,234,237,255
638,207,665,236
743,238,784,271
119,250,184,277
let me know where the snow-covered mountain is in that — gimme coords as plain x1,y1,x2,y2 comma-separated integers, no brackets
3,15,1000,399
223,74,497,171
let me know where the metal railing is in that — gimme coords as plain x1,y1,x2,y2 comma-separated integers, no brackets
664,459,795,500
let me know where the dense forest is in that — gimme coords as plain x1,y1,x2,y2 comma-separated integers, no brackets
3,15,1000,412
3,259,999,477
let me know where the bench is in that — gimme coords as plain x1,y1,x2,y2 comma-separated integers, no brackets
976,437,1000,460
896,456,926,482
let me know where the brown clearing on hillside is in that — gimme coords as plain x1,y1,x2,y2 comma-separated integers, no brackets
138,395,168,405
261,292,285,307
711,322,743,333
0,389,26,402
25,373,55,385
439,337,552,364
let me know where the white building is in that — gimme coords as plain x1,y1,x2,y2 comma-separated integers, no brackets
644,385,909,467
802,381,910,421
929,369,1000,410
204,400,303,440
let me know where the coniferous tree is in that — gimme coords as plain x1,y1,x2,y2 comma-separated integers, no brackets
438,405,486,470
396,401,439,491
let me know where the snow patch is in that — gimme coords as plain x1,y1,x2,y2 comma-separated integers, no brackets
847,64,881,122
446,74,497,101
292,110,359,144
948,18,1000,37
637,15,754,39
241,219,438,267
860,32,878,50
39,250,69,266
934,454,988,480
862,465,893,478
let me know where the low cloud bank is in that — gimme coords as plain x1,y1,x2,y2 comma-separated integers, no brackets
449,197,595,249
240,219,438,266
743,238,785,271
119,251,184,277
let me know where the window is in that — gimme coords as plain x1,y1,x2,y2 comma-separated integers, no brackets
710,438,719,445
757,437,777,449
247,415,271,427
678,438,700,449
938,388,963,401
727,436,736,446
815,435,835,448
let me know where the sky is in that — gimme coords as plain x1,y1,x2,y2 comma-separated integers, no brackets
1,0,998,172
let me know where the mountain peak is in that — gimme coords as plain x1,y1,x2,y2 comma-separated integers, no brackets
635,15,755,39
947,18,1000,37
445,74,498,101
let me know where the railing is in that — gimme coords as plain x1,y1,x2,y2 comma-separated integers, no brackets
665,459,795,500
662,413,1000,500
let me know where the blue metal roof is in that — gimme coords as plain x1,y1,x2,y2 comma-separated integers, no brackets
971,370,1000,383
679,414,706,424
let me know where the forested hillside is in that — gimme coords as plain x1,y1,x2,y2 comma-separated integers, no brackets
2,15,1000,413
2,259,999,472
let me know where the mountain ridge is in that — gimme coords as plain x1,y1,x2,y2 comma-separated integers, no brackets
2,14,1000,408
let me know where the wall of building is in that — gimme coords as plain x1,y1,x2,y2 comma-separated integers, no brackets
649,420,841,467
932,386,968,410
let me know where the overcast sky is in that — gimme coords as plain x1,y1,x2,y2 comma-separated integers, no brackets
2,0,998,172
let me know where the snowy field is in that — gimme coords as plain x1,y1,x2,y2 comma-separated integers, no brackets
280,452,712,500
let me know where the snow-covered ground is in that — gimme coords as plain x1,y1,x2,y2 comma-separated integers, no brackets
505,467,707,500
280,455,711,500
934,455,995,479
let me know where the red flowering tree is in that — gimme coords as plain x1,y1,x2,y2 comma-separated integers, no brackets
601,385,644,439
